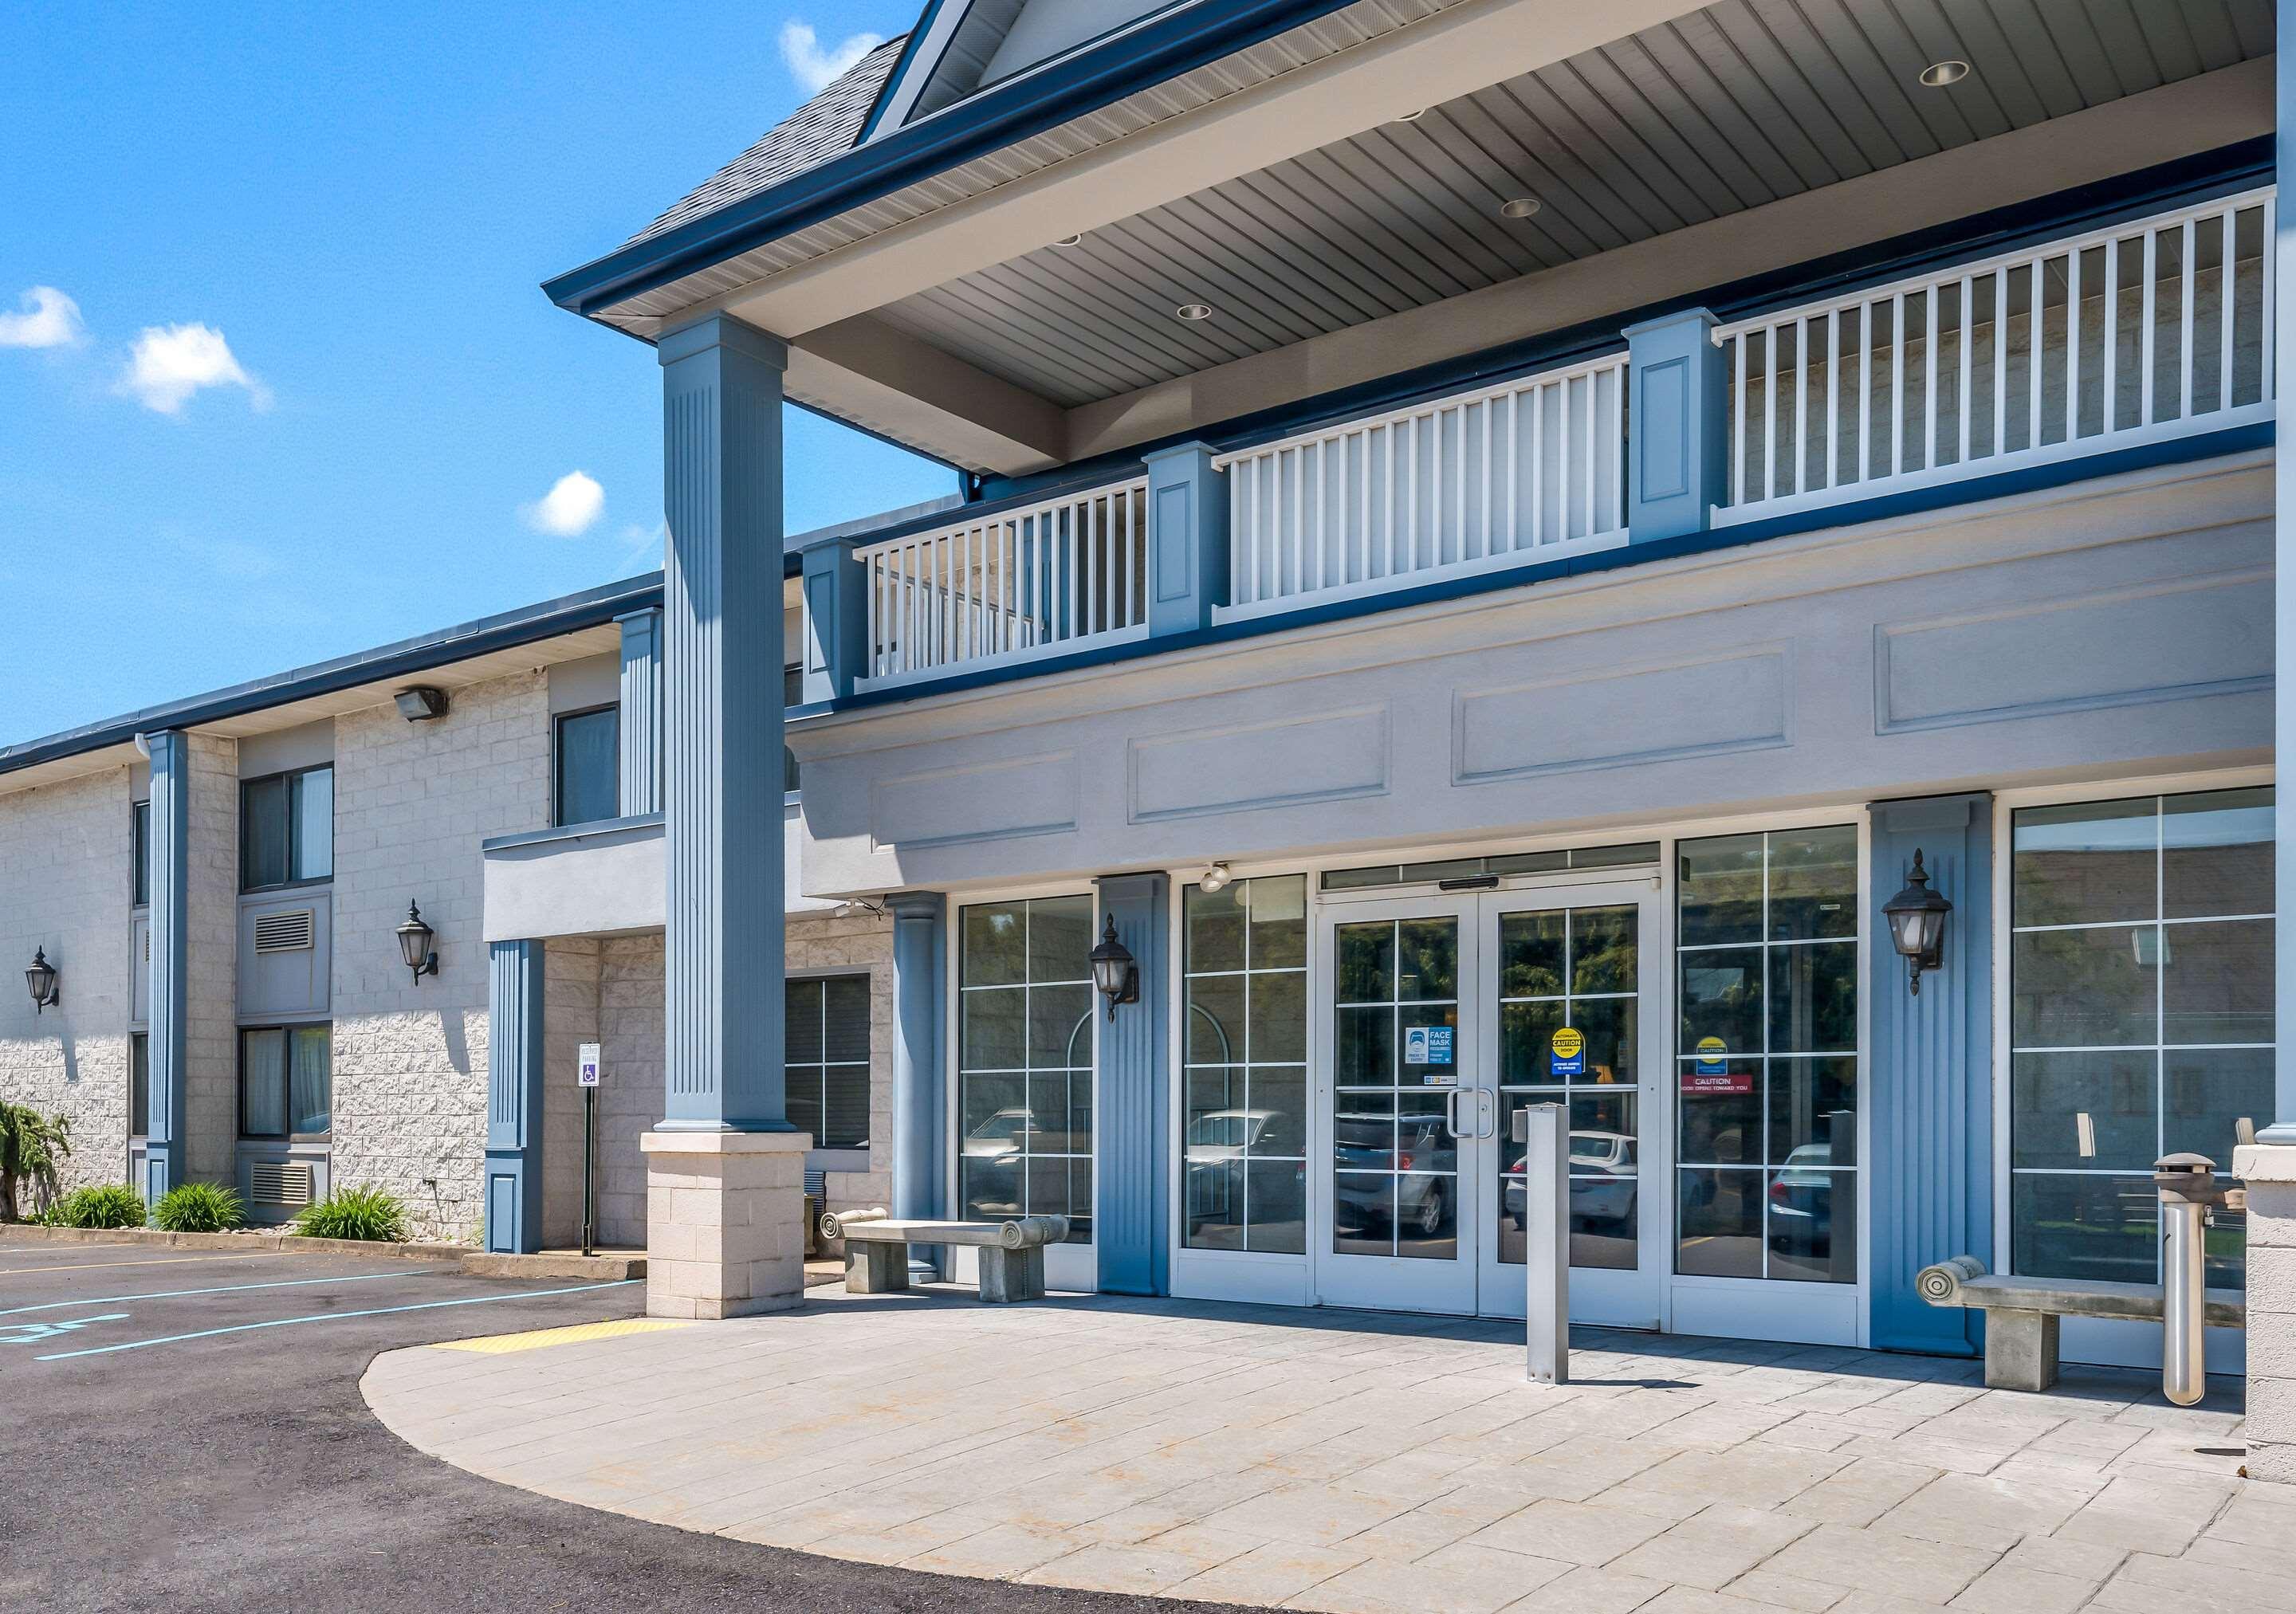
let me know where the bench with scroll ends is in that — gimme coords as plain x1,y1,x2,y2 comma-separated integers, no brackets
1917,1255,2245,1392
819,1208,1069,1302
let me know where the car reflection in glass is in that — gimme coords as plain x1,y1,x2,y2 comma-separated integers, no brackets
963,1106,1034,1217
1503,1130,1639,1228
1332,1109,1453,1240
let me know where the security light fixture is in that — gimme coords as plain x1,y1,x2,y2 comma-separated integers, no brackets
1500,198,1543,219
1199,862,1233,893
24,947,58,1014
1881,849,1952,995
1919,60,1970,88
835,897,888,920
395,901,439,982
1089,916,1139,1020
395,685,450,722
1052,234,1083,247
1175,302,1214,322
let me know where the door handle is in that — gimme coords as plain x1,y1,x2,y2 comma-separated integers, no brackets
1445,1087,1468,1139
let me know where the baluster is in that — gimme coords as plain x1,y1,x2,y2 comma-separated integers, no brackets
2179,215,2197,421
1992,269,2007,459
1957,273,1973,467
2220,207,2236,415
2102,238,2119,436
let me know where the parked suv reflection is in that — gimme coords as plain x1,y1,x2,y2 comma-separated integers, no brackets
1498,1129,1639,1270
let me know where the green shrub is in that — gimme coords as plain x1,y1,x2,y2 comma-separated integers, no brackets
52,1184,147,1230
292,1185,409,1243
153,1181,246,1233
0,1102,71,1222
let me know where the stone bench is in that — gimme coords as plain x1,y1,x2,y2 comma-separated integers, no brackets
1917,1255,2246,1392
820,1208,1070,1302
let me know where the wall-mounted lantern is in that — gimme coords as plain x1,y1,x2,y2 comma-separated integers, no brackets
24,947,59,1014
395,901,440,982
1089,916,1139,1020
394,686,450,722
1881,849,1952,995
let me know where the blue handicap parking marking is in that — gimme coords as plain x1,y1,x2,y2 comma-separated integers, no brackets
1,1313,129,1346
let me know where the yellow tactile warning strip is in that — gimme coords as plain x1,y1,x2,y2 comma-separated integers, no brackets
431,1317,694,1354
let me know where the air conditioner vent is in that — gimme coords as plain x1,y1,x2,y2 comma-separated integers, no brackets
250,1160,314,1207
253,909,316,955
804,1168,828,1200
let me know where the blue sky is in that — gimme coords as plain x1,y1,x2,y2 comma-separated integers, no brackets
0,2,942,743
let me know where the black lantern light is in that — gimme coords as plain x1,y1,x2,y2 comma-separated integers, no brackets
1881,849,1952,995
395,901,439,982
24,947,59,1014
1088,915,1139,1020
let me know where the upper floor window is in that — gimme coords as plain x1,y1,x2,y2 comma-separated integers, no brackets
553,706,619,827
132,799,151,907
242,766,332,891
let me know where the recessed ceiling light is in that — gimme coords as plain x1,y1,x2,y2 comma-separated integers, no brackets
1919,59,1970,88
1052,233,1083,247
1499,197,1542,220
1175,302,1214,322
1397,108,1428,123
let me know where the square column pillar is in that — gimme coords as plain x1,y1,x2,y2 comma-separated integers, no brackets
141,728,191,1210
483,941,546,1255
798,533,867,701
1095,873,1170,1297
646,312,807,1320
1141,442,1229,636
1623,308,1727,544
887,891,946,1280
2234,10,2296,1482
616,607,662,817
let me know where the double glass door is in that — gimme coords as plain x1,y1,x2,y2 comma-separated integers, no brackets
1314,882,1663,1325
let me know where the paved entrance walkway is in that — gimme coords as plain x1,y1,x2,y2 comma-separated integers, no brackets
363,1289,2290,1613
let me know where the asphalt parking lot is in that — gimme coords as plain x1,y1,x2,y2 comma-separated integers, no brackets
0,1234,1231,1613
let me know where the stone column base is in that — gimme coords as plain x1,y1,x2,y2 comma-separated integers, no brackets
2233,1143,2296,1484
639,1129,812,1320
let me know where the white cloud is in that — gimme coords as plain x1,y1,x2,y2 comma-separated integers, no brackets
780,19,884,94
525,470,606,536
119,323,267,413
0,285,85,349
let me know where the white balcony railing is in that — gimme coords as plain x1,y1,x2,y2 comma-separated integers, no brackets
1213,354,1627,621
858,480,1149,687
1713,187,2275,525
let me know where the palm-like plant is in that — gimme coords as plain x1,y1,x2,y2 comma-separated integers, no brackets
0,1102,72,1223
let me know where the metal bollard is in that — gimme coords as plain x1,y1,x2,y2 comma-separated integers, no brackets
2154,1153,2218,1408
1517,1102,1568,1385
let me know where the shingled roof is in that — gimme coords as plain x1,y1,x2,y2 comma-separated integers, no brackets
625,36,908,249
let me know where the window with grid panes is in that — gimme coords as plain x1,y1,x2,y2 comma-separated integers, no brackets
959,895,1094,1242
785,975,871,1149
1182,875,1307,1253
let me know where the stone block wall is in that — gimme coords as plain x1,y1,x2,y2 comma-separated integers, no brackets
541,937,600,1249
2239,1156,2296,1486
185,734,238,1182
0,765,135,1199
329,673,549,1241
596,932,665,1248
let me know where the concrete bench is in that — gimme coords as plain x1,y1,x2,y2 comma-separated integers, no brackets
820,1208,1069,1302
1917,1255,2246,1392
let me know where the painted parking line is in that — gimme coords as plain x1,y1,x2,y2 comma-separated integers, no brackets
2,1314,132,1346
0,1252,281,1278
0,1268,453,1318
33,1280,641,1361
432,1316,694,1354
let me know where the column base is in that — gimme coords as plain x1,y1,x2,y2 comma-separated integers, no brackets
2233,1145,2296,1484
639,1129,812,1321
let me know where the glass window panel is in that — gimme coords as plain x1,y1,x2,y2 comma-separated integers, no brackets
1394,1092,1455,1176
1767,1168,1855,1282
1333,1173,1394,1255
1333,1094,1395,1172
292,768,333,880
1397,920,1457,1001
784,978,824,1062
961,989,1025,1070
132,801,151,907
1679,948,1763,1057
1248,972,1305,1062
1028,984,1095,1070
786,1087,825,1145
1500,1000,1563,1084
2012,1050,2157,1171
1185,1157,1245,1250
1247,1160,1307,1253
963,1153,1022,1221
1767,1057,1859,1167
1026,1154,1077,1227
240,1028,285,1137
1028,894,1093,982
1248,875,1307,968
2012,798,2156,926
961,905,1028,987
1678,1062,1761,1164
823,1064,869,1149
1400,1003,1459,1082
1187,882,1247,972
1678,834,1765,946
1322,866,1402,891
1398,857,1485,884
1065,1159,1092,1243
1185,1068,1245,1143
1767,827,1858,941
288,1026,332,1136
1571,841,1661,870
1488,850,1567,877
1335,1007,1393,1086
1571,906,1638,995
822,976,871,1062
960,1071,1025,1139
2011,928,2152,1047
2163,1047,2274,1164
1336,921,1394,1003
1569,997,1634,1086
1767,941,1857,1053
2012,1174,2156,1285
2163,788,2273,921
1394,1173,1457,1259
1248,1067,1306,1157
130,1032,149,1137
1677,1168,1763,1277
1186,975,1246,1063
1028,1070,1076,1153
1500,911,1566,998
2161,919,2273,1046
242,775,289,891
1570,1090,1637,1152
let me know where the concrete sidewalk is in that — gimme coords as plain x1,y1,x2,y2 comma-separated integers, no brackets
362,1289,2291,1613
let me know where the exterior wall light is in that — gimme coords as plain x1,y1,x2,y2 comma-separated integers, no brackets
1200,862,1233,893
394,685,450,722
1881,849,1952,995
395,901,439,981
1089,916,1139,1020
25,947,59,1014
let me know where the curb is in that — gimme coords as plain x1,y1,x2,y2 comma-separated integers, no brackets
0,1223,643,1279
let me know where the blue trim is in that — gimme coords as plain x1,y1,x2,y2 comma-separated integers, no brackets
855,12,946,143
481,812,664,856
817,422,2271,716
543,0,1363,319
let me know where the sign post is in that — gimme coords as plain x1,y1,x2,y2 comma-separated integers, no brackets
1517,1101,1569,1384
576,1042,602,1257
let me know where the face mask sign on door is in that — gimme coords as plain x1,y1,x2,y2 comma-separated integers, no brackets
1404,1023,1455,1082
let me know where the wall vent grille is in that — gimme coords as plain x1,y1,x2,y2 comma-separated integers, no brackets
250,1160,314,1207
252,909,316,955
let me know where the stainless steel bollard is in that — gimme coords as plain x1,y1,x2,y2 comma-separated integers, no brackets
1517,1102,1568,1385
2154,1153,2216,1408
